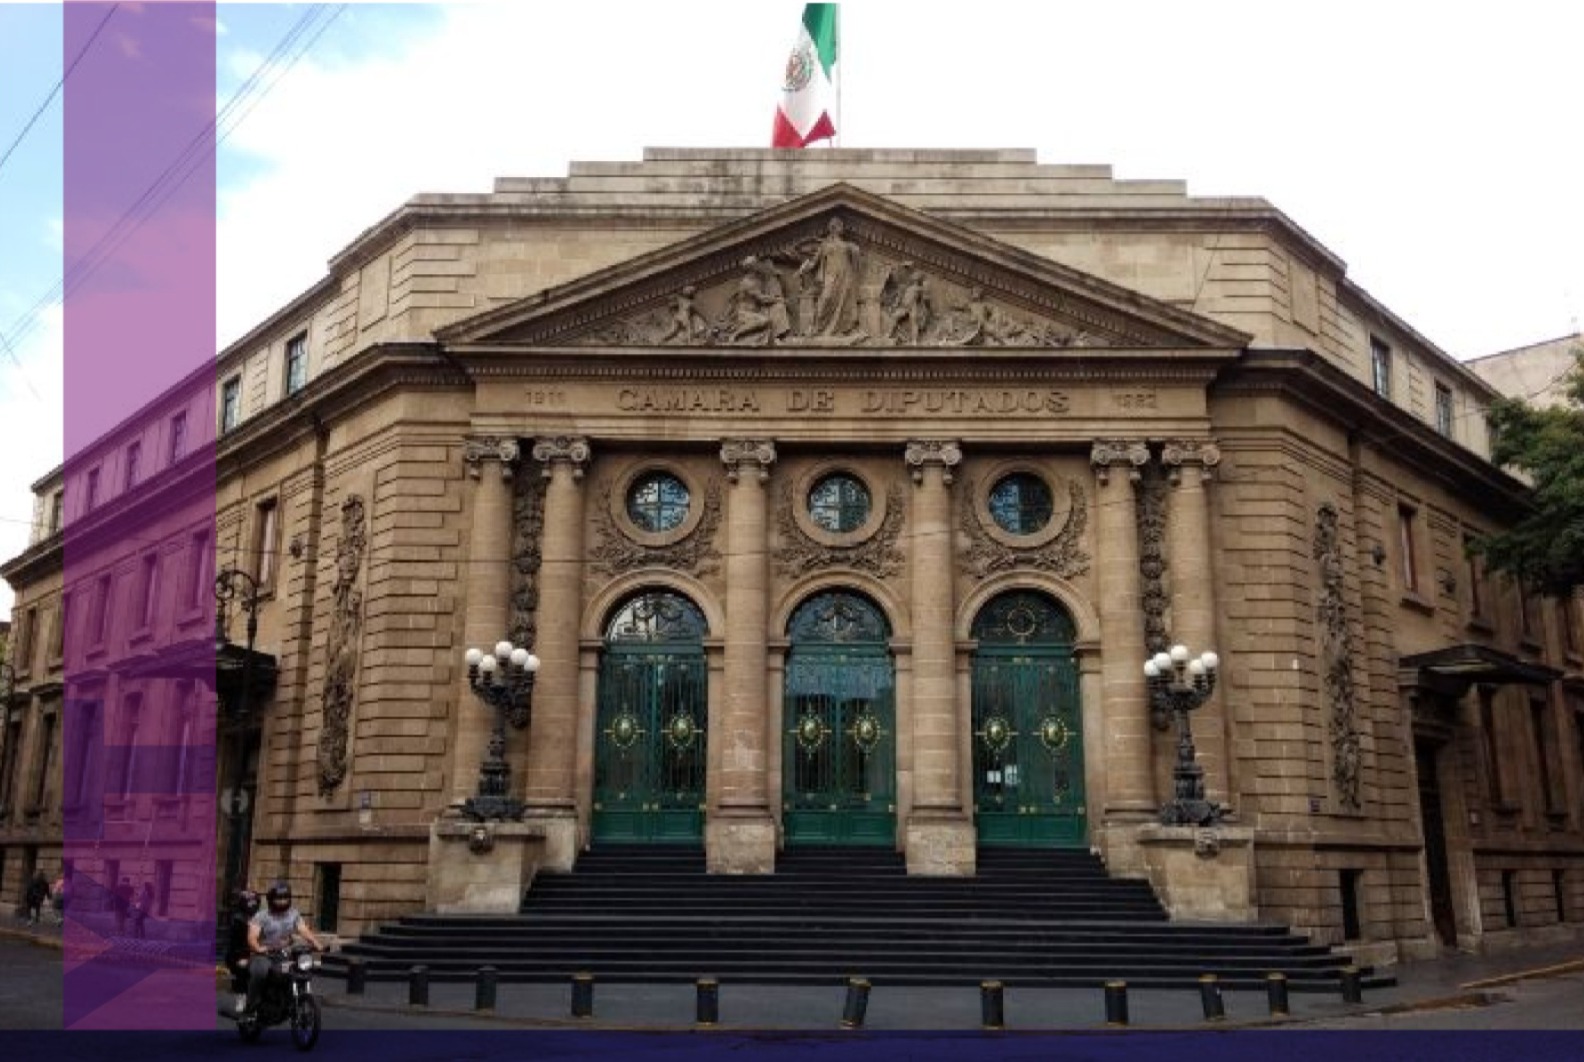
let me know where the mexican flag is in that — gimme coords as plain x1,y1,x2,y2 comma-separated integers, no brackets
772,4,838,148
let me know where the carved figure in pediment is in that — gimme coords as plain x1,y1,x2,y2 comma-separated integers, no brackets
881,261,932,345
659,285,710,345
743,256,793,339
722,270,782,346
795,217,863,337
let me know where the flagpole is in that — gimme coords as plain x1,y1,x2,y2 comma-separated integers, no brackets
833,3,842,148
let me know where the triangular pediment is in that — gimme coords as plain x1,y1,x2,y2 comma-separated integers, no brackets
438,184,1249,351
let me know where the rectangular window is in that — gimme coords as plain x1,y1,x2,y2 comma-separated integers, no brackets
1501,870,1519,927
1555,870,1568,924
220,376,241,432
17,606,37,672
254,499,279,590
284,332,308,396
1339,869,1364,941
1481,688,1506,806
1,711,22,812
315,863,342,933
1398,505,1420,594
1519,581,1541,644
166,683,193,795
1434,382,1454,436
155,859,173,917
1532,699,1556,814
168,411,187,464
46,606,62,662
1562,595,1580,656
138,554,159,631
48,491,62,534
186,531,209,609
1371,337,1393,399
115,693,142,802
92,574,112,647
85,467,100,511
1465,536,1486,621
30,711,55,812
68,700,100,811
124,441,140,491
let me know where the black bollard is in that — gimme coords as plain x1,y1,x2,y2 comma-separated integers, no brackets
1340,965,1363,1004
696,978,720,1027
475,965,498,1012
345,956,366,996
408,964,429,1007
1266,972,1290,1017
1104,980,1129,1027
980,980,1005,1030
840,977,871,1029
1199,974,1225,1021
571,973,595,1018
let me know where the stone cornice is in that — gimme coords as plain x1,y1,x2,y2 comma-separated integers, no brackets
0,532,62,588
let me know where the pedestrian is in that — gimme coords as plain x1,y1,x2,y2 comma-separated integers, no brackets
49,874,65,925
24,872,49,925
112,876,133,935
131,882,154,938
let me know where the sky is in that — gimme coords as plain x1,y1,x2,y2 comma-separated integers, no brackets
0,0,1581,615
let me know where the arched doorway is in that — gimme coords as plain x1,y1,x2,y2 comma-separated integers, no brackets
782,591,896,845
970,590,1086,847
592,591,708,843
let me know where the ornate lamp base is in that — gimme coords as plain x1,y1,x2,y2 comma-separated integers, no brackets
461,795,526,822
1158,797,1226,827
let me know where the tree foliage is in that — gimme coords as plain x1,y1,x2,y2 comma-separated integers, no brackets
1468,348,1584,597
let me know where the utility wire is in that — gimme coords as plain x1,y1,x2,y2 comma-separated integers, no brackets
0,4,118,178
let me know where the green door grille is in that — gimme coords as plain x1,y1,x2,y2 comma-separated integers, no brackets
592,592,707,843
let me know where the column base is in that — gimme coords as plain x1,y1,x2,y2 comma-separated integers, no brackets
706,809,777,874
426,820,546,914
904,811,976,877
1136,823,1256,922
521,807,580,872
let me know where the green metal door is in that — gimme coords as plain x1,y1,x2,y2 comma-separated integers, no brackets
593,592,708,843
971,591,1086,847
783,592,896,845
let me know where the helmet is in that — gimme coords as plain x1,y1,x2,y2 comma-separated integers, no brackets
235,888,260,916
266,881,292,914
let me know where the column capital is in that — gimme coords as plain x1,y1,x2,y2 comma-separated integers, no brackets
1161,439,1222,485
904,440,963,485
1090,439,1150,485
720,439,776,483
530,436,591,479
463,435,520,481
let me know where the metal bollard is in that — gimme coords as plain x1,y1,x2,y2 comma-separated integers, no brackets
1104,980,1129,1027
696,978,719,1027
840,977,871,1029
980,980,1005,1030
571,973,595,1018
1266,972,1290,1017
1199,974,1225,1021
475,965,498,1012
407,964,429,1007
345,956,366,996
1340,965,1363,1004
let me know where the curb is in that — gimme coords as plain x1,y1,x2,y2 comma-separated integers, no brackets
1460,957,1584,990
0,925,64,951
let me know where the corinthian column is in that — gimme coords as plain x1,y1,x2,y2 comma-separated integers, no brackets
1091,440,1153,872
447,436,518,811
523,435,590,870
903,440,975,876
710,439,778,874
1161,439,1229,809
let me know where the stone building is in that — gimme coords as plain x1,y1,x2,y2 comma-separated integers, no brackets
1468,332,1582,410
3,149,1582,966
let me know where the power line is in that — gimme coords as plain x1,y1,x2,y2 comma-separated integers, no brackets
0,4,118,178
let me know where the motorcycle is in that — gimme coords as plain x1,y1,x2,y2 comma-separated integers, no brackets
227,944,322,1051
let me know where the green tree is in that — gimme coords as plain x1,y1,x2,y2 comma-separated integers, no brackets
1468,348,1584,596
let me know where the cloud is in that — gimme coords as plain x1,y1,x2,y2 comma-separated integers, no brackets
0,301,64,618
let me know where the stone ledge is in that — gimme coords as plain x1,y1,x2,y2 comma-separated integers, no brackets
427,820,546,914
1138,823,1257,923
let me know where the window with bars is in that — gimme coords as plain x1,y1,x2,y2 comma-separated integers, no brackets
808,473,871,533
625,472,690,533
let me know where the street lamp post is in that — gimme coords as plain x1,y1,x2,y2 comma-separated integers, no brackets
1144,643,1227,827
460,640,539,822
215,567,261,894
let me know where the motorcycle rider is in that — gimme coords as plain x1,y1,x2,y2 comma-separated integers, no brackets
225,887,261,1014
243,881,323,1018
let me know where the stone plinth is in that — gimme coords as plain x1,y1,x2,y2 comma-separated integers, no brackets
427,819,546,914
706,812,776,874
904,814,976,876
1137,824,1256,922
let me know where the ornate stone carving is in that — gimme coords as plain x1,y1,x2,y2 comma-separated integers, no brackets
462,436,520,480
316,495,367,795
531,436,591,478
959,478,1091,579
1161,439,1222,485
1091,440,1151,485
507,470,546,725
589,478,724,578
904,440,963,485
1136,462,1171,728
1194,829,1222,859
774,481,905,579
1315,503,1362,811
720,439,777,483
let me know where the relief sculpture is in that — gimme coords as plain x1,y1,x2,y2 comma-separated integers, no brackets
316,495,367,795
773,480,905,579
1315,503,1362,811
959,478,1091,579
508,471,546,727
589,478,724,578
1136,464,1171,729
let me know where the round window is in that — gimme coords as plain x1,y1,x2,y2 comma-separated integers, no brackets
988,473,1053,535
807,473,871,534
626,471,691,533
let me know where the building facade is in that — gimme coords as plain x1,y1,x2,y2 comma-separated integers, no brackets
3,150,1582,965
